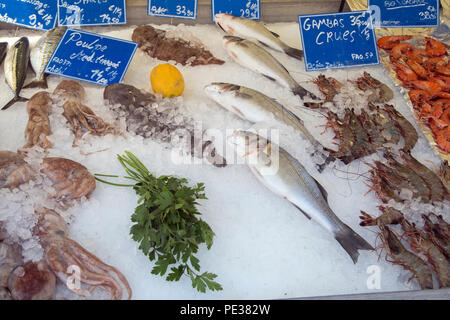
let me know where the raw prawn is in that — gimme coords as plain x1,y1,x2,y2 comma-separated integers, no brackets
359,207,403,227
401,220,450,288
379,225,433,290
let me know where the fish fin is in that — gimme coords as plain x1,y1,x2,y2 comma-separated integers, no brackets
313,178,328,200
23,78,48,89
270,31,280,38
275,100,305,125
292,204,312,220
257,40,271,49
1,96,28,111
231,106,246,118
284,47,304,61
216,23,226,33
235,91,253,99
237,41,249,48
263,75,277,82
334,224,374,264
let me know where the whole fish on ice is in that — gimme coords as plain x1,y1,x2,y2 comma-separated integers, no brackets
222,36,317,100
215,13,303,61
2,37,30,110
228,130,373,263
204,82,333,171
204,82,321,147
25,27,66,89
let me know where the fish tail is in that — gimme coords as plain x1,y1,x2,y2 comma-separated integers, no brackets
292,85,318,100
23,78,48,89
284,47,303,61
334,223,374,264
1,96,29,111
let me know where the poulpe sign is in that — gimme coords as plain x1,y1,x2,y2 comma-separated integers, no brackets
299,11,380,71
45,29,138,86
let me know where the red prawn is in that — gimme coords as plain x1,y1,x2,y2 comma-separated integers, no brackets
377,35,413,50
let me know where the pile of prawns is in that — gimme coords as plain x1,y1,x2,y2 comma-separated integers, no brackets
377,35,449,153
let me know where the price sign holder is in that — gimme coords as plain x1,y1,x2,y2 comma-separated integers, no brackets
368,0,439,28
148,0,197,20
58,0,127,27
45,29,138,86
299,11,380,71
211,0,261,21
0,0,57,31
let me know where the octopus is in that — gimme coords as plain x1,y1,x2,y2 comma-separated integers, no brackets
0,151,131,299
24,92,53,149
35,208,132,300
103,83,157,108
0,151,34,189
8,261,56,300
132,25,225,66
53,80,118,146
104,83,227,168
40,157,96,204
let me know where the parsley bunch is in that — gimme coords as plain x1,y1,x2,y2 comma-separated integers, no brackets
95,151,222,293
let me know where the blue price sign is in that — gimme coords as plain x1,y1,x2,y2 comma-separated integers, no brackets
148,0,197,19
45,29,138,86
211,0,260,21
299,11,380,72
58,0,126,26
368,0,439,28
0,0,57,30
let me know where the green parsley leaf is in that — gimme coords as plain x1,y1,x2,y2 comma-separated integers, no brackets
95,151,222,293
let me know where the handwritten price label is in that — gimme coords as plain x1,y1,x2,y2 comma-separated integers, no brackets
211,0,260,21
148,0,197,19
45,29,137,86
368,0,439,27
0,0,57,30
58,0,126,26
299,11,380,71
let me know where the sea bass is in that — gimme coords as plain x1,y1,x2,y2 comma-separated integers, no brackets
223,36,317,100
0,42,8,65
204,82,320,147
2,37,30,110
228,130,373,263
26,27,66,89
215,13,303,61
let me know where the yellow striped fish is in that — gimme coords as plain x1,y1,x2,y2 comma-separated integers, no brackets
2,37,29,110
25,27,66,89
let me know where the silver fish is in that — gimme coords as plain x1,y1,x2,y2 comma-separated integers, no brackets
215,13,303,61
223,35,317,100
228,130,373,263
25,27,66,89
2,37,30,110
204,82,320,147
